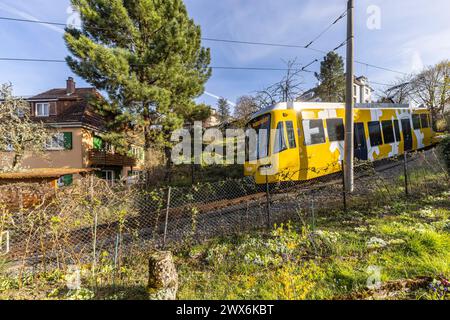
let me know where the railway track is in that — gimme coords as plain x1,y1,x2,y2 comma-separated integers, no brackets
6,150,430,261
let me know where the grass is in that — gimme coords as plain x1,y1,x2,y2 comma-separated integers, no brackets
174,187,450,300
0,171,449,300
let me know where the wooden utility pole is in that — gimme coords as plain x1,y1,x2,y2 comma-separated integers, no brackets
344,0,355,193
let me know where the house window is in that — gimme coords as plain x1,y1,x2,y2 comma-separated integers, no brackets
368,121,383,147
46,133,65,150
130,146,145,160
102,170,115,184
326,118,345,142
381,121,395,144
354,85,357,96
35,103,50,117
303,120,326,146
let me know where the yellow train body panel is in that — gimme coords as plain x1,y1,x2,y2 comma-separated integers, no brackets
244,102,436,184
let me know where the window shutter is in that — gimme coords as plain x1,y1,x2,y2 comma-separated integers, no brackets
49,103,57,115
93,136,103,150
63,132,73,150
63,175,73,186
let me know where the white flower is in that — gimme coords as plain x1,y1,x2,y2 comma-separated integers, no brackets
367,237,387,249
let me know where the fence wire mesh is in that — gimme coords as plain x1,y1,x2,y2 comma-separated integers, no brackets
0,149,448,272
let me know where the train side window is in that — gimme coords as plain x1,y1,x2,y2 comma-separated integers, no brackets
326,118,344,142
368,121,383,147
285,121,296,149
420,114,430,128
274,122,287,154
303,120,326,146
393,120,401,142
381,120,395,144
412,114,421,130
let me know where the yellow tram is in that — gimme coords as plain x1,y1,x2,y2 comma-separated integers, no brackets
244,102,436,184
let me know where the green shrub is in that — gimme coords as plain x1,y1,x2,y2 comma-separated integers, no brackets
438,136,450,174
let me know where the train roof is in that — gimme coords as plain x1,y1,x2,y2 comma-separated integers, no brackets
250,102,427,120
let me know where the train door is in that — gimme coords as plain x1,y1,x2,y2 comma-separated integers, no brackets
401,119,413,151
354,122,368,160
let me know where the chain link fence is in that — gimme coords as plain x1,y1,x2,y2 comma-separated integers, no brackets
0,148,448,272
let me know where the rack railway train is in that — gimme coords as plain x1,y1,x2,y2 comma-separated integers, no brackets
244,102,437,184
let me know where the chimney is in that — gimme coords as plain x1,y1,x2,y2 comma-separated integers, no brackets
66,77,76,95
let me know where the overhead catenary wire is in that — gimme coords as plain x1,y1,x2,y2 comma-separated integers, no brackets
0,57,315,72
304,9,347,48
0,15,409,76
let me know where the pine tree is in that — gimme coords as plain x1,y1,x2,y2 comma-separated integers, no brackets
64,0,211,156
314,52,345,102
217,97,230,124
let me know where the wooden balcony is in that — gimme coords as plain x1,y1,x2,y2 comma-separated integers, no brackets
88,150,137,167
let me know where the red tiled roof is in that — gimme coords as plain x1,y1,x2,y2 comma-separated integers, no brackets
29,87,97,100
29,87,106,130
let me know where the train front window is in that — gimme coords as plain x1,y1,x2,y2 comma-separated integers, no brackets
286,121,297,149
274,122,287,154
246,114,271,161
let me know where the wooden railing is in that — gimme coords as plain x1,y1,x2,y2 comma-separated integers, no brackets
88,150,137,167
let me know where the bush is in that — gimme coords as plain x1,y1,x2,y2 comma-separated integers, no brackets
438,136,450,174
436,112,450,132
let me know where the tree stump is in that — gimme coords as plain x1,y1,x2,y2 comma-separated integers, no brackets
148,251,178,300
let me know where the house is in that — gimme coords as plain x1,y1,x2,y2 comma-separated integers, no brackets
298,75,374,103
353,76,374,104
204,109,220,128
1,77,144,184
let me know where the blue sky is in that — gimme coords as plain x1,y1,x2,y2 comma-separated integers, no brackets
1,0,449,111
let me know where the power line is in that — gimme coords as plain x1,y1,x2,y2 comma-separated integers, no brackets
0,57,316,72
0,15,408,76
305,9,347,48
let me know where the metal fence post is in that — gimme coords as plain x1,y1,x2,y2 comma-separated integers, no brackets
403,151,409,196
341,160,348,213
92,211,98,275
0,230,10,255
163,187,172,249
265,175,270,229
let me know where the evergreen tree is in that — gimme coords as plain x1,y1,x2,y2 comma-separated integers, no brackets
314,52,345,102
64,0,211,157
217,97,231,124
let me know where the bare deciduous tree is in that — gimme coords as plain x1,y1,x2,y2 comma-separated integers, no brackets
256,59,304,108
233,95,260,126
380,60,449,129
0,84,50,171
380,74,416,104
411,60,449,126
